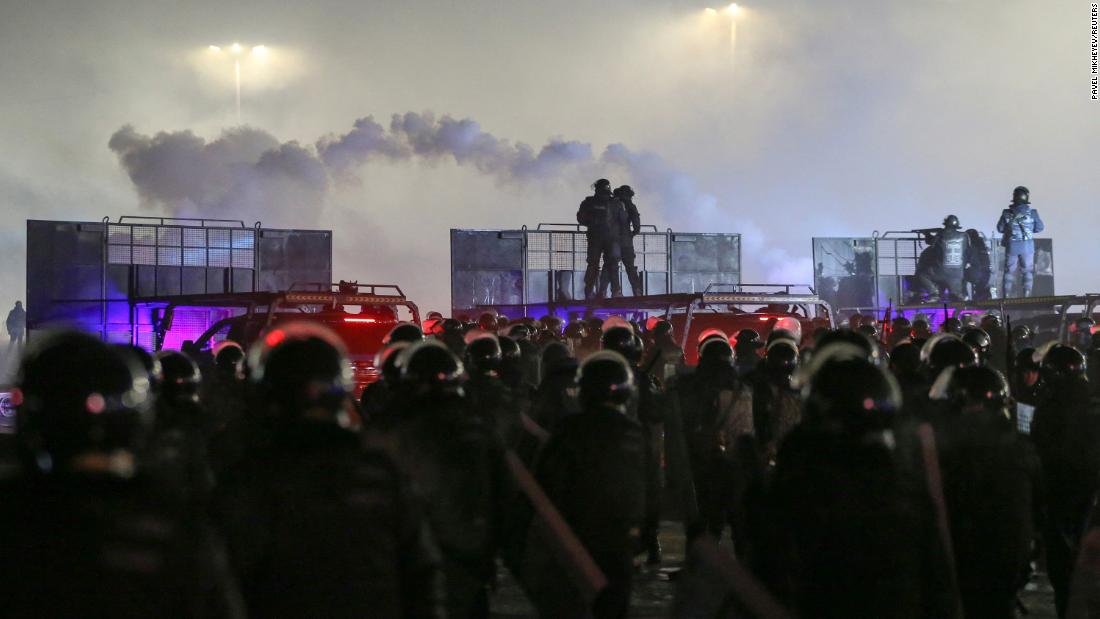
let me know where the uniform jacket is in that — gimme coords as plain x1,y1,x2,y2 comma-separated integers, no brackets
998,204,1044,243
577,194,629,239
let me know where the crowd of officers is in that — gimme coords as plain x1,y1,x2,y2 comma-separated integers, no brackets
4,304,1100,619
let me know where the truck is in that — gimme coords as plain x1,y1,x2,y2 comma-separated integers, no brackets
137,282,420,396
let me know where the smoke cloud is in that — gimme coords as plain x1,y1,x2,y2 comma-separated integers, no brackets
110,111,807,284
108,125,326,222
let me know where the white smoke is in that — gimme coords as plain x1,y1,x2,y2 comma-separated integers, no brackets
110,111,808,285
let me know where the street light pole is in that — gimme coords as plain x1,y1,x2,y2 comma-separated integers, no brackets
235,57,241,125
209,43,265,126
726,4,740,68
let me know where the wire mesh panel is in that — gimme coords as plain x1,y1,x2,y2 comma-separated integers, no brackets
105,223,255,269
875,237,927,306
812,238,877,311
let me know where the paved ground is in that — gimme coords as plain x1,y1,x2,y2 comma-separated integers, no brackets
490,521,1058,618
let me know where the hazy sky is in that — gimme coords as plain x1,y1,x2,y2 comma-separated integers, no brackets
2,0,1097,315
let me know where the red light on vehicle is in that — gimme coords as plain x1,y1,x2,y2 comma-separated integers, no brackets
264,330,286,347
758,316,770,321
343,317,378,324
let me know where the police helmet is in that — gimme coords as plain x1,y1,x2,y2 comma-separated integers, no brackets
213,341,245,379
397,340,466,399
155,350,202,405
383,322,424,346
603,325,641,362
960,327,992,360
889,342,921,376
651,319,673,338
249,322,354,425
577,350,636,411
800,343,902,431
507,324,533,341
857,323,879,340
943,214,961,229
1042,344,1086,380
929,365,1012,414
921,333,979,379
613,185,635,198
498,334,522,363
563,322,587,340
114,344,161,387
593,178,612,192
733,329,764,351
464,334,503,377
979,314,1003,332
698,328,731,349
764,340,799,377
814,329,879,363
1012,186,1030,204
17,330,154,474
698,337,735,369
374,342,410,385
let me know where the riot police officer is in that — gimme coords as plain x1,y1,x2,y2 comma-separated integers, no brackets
577,179,629,299
215,322,445,618
930,366,1041,619
673,337,742,541
732,328,764,377
960,327,993,367
147,349,213,506
359,341,411,427
752,343,957,618
387,340,511,619
936,214,970,300
531,342,580,434
751,339,801,460
1,330,244,618
602,326,665,564
611,185,644,295
534,351,647,619
1031,345,1098,617
998,186,1044,298
465,334,523,447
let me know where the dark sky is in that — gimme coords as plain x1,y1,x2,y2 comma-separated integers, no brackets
2,0,1096,313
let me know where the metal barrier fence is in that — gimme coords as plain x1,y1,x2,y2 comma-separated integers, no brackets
451,224,742,312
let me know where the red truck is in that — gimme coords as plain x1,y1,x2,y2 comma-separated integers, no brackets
141,282,420,396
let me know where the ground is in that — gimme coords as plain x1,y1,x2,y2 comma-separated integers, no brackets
489,521,1058,618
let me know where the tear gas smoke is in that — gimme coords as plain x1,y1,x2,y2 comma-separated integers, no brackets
109,111,807,282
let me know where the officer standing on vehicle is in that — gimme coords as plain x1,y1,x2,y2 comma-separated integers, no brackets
998,186,1044,298
611,185,644,296
578,179,628,299
936,215,970,301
